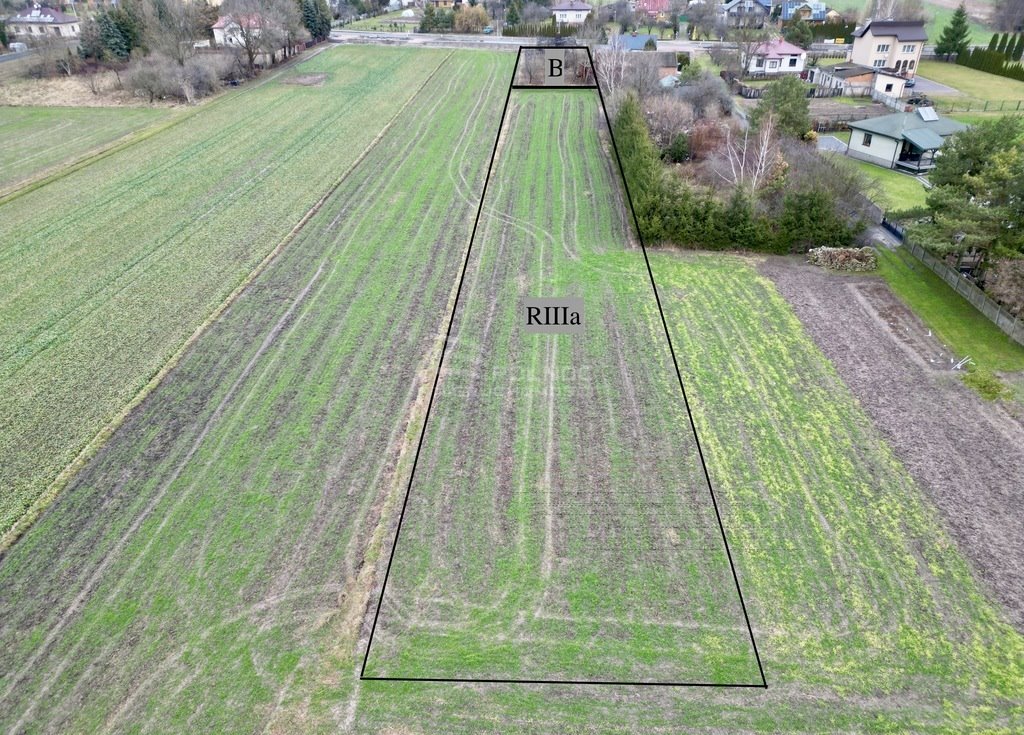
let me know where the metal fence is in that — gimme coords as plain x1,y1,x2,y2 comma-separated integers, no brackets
888,232,1024,346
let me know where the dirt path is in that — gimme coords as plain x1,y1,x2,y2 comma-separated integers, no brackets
761,257,1024,630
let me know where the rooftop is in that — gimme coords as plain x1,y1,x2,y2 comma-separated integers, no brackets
753,38,807,58
853,19,928,42
9,3,77,24
551,0,592,10
848,108,967,148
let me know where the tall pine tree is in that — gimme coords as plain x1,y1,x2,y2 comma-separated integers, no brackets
1013,33,1024,61
935,3,971,61
988,32,999,51
997,32,1010,54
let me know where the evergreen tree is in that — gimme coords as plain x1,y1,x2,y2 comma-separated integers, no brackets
1013,33,1024,61
997,31,1010,54
750,76,810,138
783,19,814,50
98,12,131,60
935,3,971,60
0,20,8,50
506,1,520,26
722,191,764,250
301,0,332,41
989,32,1000,51
420,4,437,31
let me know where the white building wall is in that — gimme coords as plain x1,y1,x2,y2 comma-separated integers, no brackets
847,129,900,168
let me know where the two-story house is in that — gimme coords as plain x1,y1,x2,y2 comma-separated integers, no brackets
552,0,592,25
849,19,927,77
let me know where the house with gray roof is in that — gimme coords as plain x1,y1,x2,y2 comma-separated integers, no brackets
849,19,927,76
7,3,80,40
845,107,966,172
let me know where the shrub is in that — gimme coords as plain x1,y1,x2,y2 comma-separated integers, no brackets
807,246,878,271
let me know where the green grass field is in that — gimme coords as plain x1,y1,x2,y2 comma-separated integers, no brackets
917,60,1024,102
344,9,420,30
0,46,454,540
0,107,172,194
0,46,1022,733
364,91,761,684
848,158,930,211
876,247,1024,372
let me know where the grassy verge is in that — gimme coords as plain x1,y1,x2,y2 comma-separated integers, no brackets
875,247,1024,372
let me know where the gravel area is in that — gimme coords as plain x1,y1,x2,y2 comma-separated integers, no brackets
761,257,1024,630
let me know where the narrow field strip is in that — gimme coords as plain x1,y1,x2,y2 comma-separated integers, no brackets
363,89,763,685
0,46,452,537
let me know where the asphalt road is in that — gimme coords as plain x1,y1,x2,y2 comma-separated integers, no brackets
908,75,962,96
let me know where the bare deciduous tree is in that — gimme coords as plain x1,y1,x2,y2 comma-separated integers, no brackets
594,35,628,96
712,112,781,194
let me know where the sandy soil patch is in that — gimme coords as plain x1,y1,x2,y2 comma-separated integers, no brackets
282,73,327,86
761,256,1024,631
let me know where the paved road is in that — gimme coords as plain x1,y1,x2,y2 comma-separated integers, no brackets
909,75,962,96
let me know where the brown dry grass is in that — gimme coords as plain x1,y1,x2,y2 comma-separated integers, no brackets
0,71,182,108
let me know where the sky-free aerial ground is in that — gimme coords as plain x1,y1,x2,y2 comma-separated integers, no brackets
0,44,1021,734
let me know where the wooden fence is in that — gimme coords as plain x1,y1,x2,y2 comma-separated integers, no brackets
882,221,1024,346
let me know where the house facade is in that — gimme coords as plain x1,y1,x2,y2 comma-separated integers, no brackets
634,0,670,19
719,0,771,28
7,4,80,39
552,0,592,24
747,37,806,75
849,19,926,76
846,108,967,171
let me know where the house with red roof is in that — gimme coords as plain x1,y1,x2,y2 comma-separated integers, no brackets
634,0,670,20
746,38,807,76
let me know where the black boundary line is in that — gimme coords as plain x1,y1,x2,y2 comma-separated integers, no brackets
360,45,766,689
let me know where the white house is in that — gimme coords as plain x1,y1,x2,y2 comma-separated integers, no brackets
7,3,80,40
747,38,806,75
846,107,967,172
849,19,926,77
552,0,592,24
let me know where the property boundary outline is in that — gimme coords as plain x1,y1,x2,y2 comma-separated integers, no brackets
360,45,768,689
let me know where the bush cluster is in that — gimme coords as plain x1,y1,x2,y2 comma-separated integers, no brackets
613,95,858,253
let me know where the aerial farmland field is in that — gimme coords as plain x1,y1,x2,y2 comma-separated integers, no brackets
0,45,455,541
0,106,172,195
0,43,1022,734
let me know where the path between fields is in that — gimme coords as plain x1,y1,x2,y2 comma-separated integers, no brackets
761,257,1024,631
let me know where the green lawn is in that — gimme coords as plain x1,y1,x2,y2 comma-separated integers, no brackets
344,9,419,30
917,60,1024,102
876,247,1024,372
839,157,930,211
0,106,172,194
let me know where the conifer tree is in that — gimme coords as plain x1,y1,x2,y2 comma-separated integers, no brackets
935,3,971,61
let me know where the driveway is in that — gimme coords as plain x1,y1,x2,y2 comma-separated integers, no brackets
909,75,962,96
817,134,848,153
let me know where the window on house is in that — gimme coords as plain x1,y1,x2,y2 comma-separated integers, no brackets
902,44,915,53
873,59,885,67
885,83,893,92
54,27,61,36
789,57,797,67
769,60,778,69
756,57,764,67
863,132,873,147
909,60,916,70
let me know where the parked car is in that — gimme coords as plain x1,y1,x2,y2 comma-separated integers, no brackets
904,77,916,88
483,26,493,34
